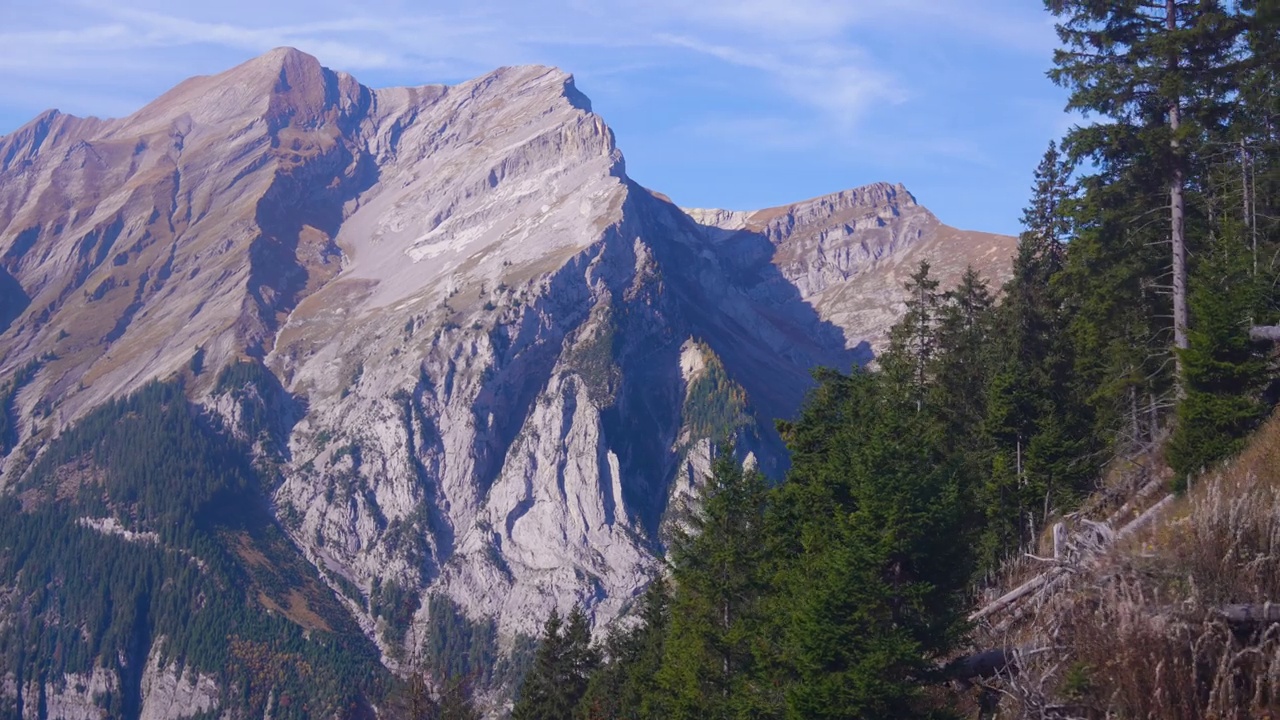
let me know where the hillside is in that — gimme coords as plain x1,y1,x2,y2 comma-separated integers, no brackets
961,412,1280,718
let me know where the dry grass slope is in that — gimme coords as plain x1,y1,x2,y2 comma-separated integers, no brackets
969,413,1280,719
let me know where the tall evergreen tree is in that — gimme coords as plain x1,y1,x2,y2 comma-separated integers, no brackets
513,606,599,720
657,446,772,720
980,143,1096,568
771,369,973,719
1233,2,1280,298
931,266,996,459
1021,140,1075,258
1167,223,1272,485
1047,0,1240,394
1046,0,1243,452
884,261,943,413
576,579,671,720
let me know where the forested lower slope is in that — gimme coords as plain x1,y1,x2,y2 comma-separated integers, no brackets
0,379,386,718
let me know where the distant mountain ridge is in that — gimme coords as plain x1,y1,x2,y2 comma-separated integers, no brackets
0,48,1016,715
686,182,1014,354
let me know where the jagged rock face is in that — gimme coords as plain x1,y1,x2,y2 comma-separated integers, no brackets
687,182,1016,354
0,47,371,431
26,665,118,720
0,639,220,720
0,47,1017,680
138,641,220,720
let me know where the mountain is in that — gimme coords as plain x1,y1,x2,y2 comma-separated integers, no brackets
0,48,1016,715
686,184,1013,354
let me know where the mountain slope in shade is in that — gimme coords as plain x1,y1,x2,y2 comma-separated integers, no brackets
0,48,1017,712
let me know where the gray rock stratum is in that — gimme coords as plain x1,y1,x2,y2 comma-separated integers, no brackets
0,47,1016,674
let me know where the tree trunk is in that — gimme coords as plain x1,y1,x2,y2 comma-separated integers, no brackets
1168,0,1189,396
1250,325,1280,342
1243,138,1255,276
1149,392,1159,442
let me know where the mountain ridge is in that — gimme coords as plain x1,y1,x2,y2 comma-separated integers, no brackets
0,47,1017,715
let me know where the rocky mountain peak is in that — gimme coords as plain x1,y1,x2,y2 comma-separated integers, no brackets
687,181,922,237
112,45,368,139
480,64,589,106
0,50,1018,708
686,179,1011,352
0,109,107,174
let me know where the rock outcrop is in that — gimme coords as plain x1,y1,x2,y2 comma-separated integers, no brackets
687,181,1016,353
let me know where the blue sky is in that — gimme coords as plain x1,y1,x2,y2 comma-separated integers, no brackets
0,0,1074,235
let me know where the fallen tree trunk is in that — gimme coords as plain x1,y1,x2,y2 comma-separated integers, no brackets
1105,478,1164,526
970,572,1055,622
1250,325,1280,342
1217,602,1280,625
970,493,1175,624
1115,494,1174,540
958,603,1280,684
990,572,1073,636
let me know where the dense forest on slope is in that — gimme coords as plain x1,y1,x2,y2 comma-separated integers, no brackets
509,2,1280,718
0,378,388,718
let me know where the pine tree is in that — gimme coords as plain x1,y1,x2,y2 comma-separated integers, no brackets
1047,0,1241,395
1021,140,1074,259
980,142,1096,568
931,266,996,458
656,446,772,720
513,605,598,720
1046,0,1243,452
1233,2,1280,297
563,606,600,710
771,369,973,718
576,578,670,720
884,260,942,413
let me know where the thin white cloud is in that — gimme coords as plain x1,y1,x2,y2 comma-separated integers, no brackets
655,33,905,129
665,0,872,40
80,7,403,69
0,0,1066,182
0,3,497,74
653,0,1054,53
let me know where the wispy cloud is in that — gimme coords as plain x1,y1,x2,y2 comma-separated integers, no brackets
663,0,872,40
656,33,905,130
0,7,399,70
0,0,1048,115
0,3,509,77
0,0,1072,234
